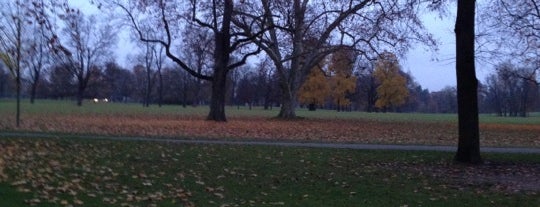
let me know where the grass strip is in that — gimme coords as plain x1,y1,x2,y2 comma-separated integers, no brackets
0,137,538,206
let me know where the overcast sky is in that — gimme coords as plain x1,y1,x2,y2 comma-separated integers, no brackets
403,11,493,91
69,0,492,92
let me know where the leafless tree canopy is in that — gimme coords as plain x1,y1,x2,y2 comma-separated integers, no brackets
479,0,539,71
55,12,117,106
234,0,436,118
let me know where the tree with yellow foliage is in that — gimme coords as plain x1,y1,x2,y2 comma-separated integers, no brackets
373,52,409,111
328,48,357,111
298,62,330,111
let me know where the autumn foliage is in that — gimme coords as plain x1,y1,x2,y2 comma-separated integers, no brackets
0,113,538,148
374,52,409,111
298,49,357,110
298,62,330,110
328,48,357,110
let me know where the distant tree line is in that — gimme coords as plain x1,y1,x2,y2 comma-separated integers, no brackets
1,54,538,116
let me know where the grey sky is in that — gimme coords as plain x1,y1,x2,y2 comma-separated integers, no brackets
69,0,492,92
403,11,492,91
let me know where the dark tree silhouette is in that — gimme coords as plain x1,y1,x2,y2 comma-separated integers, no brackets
55,13,116,106
454,0,482,164
105,0,269,121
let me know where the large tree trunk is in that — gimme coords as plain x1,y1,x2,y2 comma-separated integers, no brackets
278,100,297,118
454,0,482,164
206,0,233,122
277,84,297,118
207,69,227,122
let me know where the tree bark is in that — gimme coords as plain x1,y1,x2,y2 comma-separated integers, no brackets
76,74,88,107
158,69,163,107
145,70,151,107
76,84,84,106
207,69,227,121
308,103,316,111
454,0,482,164
30,76,38,104
206,0,233,122
15,71,21,127
15,19,22,127
277,84,298,118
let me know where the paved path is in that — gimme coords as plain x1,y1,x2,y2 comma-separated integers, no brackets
1,132,539,154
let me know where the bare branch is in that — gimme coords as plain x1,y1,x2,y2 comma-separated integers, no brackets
227,47,262,70
116,2,212,81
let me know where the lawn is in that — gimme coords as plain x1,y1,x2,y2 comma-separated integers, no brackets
1,99,540,124
0,99,539,206
0,138,538,207
0,99,539,147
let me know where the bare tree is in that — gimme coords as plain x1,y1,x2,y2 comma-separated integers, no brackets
478,0,539,82
140,43,157,107
103,62,134,102
100,0,269,121
135,42,166,107
427,86,458,113
486,62,538,117
48,63,75,99
24,22,52,104
0,1,26,127
236,0,435,118
181,24,214,107
0,65,12,98
154,45,165,107
255,57,278,110
55,12,117,106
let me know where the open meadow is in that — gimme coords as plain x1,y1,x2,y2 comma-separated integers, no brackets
1,99,539,147
0,99,539,206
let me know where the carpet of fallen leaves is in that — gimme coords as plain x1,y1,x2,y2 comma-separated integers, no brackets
0,139,195,207
0,138,538,207
1,114,539,147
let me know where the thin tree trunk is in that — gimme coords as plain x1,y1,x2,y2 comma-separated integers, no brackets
182,76,187,108
158,70,163,107
454,0,482,164
76,75,87,107
30,81,37,104
30,71,40,104
16,73,20,127
182,81,187,108
15,18,22,127
145,70,151,107
76,85,84,106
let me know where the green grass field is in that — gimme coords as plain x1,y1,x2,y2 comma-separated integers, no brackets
0,99,539,206
0,138,539,207
1,99,539,124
